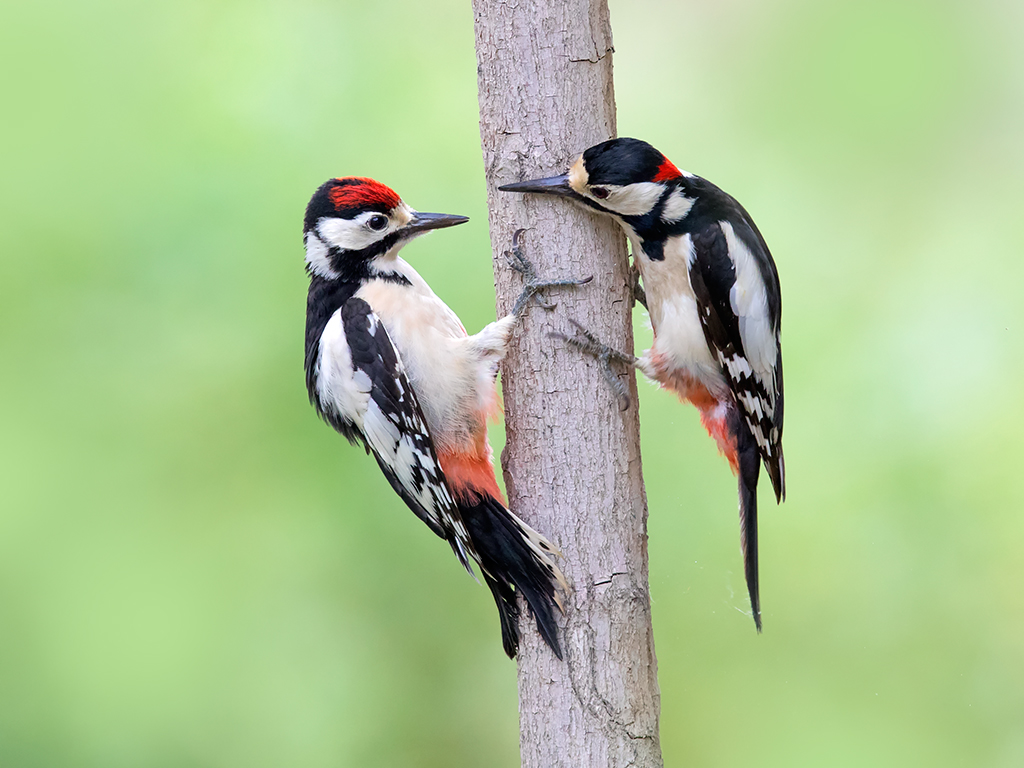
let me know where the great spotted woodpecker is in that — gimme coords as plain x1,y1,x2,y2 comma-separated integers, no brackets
501,138,785,631
303,176,581,658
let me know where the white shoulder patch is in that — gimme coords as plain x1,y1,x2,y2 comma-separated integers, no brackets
316,311,371,423
722,221,777,382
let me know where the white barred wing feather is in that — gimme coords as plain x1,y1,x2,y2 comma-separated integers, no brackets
315,297,476,572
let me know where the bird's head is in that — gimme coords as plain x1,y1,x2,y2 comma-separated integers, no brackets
500,138,690,231
303,177,468,280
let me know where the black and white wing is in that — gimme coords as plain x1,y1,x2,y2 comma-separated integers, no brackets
688,217,785,501
310,296,476,573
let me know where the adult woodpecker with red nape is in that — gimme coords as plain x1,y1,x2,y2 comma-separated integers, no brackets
303,176,585,658
501,138,785,631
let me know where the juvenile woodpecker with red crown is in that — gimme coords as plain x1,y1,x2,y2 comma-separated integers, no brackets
501,138,785,631
302,176,584,658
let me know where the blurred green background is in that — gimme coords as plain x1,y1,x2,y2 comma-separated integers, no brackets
2,0,1022,765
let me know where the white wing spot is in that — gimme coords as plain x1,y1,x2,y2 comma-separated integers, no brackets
724,355,753,379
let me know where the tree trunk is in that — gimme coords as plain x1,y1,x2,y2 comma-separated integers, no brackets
472,3,663,767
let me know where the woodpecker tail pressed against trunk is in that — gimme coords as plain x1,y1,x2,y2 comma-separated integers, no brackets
502,137,786,631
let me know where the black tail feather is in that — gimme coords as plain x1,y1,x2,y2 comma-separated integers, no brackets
482,572,521,659
765,448,785,505
460,495,564,659
736,417,762,632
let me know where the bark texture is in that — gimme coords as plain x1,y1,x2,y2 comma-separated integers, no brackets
472,2,663,766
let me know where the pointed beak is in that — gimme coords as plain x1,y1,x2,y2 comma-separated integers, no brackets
401,212,469,238
499,174,576,198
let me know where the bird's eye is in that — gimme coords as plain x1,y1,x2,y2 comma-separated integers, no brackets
592,187,610,200
368,215,388,231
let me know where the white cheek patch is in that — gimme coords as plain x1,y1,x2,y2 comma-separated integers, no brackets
304,231,337,278
317,215,382,252
604,182,664,216
660,189,694,224
722,221,777,380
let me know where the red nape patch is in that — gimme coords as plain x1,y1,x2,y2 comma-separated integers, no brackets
652,157,683,182
329,178,401,211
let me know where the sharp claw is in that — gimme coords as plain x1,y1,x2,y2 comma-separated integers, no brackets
553,320,637,410
512,228,527,250
533,294,557,311
603,367,632,411
564,319,635,366
504,229,590,315
567,318,591,335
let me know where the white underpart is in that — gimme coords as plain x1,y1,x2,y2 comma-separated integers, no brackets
599,181,665,216
722,220,777,388
355,256,509,454
635,232,725,395
317,307,457,516
660,189,694,223
304,231,337,279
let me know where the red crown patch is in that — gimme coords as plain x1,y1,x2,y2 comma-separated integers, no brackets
329,178,402,211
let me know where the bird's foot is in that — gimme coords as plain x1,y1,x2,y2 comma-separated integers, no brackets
552,319,637,411
505,229,593,316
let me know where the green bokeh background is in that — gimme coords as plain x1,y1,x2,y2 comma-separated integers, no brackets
2,0,1022,765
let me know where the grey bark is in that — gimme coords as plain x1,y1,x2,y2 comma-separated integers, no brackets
472,2,663,767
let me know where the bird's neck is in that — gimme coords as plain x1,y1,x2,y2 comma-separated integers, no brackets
366,253,417,287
